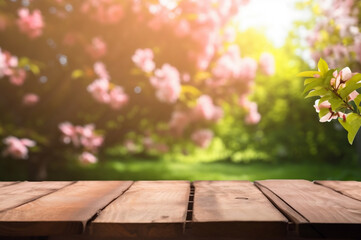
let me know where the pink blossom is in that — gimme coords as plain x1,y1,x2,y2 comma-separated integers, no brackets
99,4,124,24
124,139,137,153
2,136,36,159
150,64,181,103
0,49,18,78
169,111,190,136
80,135,104,152
59,122,103,152
59,122,78,145
259,52,275,76
182,73,190,82
174,19,191,37
193,95,223,122
132,48,155,73
78,152,97,164
245,102,261,125
313,99,339,122
87,78,110,103
17,8,44,39
94,62,109,79
330,67,352,89
238,57,258,82
314,99,332,113
9,69,26,86
108,86,129,109
23,93,39,106
86,37,107,59
212,45,242,80
81,1,124,24
349,90,359,101
191,129,213,148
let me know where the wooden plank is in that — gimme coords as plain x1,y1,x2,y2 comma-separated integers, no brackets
0,182,18,188
91,181,190,238
192,181,288,238
0,181,73,212
0,181,132,236
315,180,361,201
256,180,361,238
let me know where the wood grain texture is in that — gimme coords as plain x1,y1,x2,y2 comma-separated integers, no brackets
315,180,361,201
256,180,361,238
192,181,288,238
0,181,72,212
91,181,190,238
0,181,132,236
0,182,18,188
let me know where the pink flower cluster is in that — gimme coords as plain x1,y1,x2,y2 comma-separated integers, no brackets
132,49,181,103
87,63,129,109
330,67,352,90
86,37,107,59
313,99,346,122
259,53,275,76
81,0,124,24
150,64,181,103
168,95,223,146
23,93,39,106
142,136,169,153
0,48,27,86
212,45,259,84
59,122,104,164
313,67,358,122
191,129,214,148
2,136,36,159
17,8,44,39
193,95,223,121
306,0,360,67
132,48,155,73
239,95,261,125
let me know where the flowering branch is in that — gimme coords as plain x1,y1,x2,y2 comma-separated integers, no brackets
298,58,361,144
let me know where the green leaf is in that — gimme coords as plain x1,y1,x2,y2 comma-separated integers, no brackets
339,83,361,99
71,69,84,79
297,71,321,78
317,58,328,76
354,94,361,107
328,97,344,111
305,88,328,98
303,78,324,94
339,113,361,144
318,108,330,118
304,78,318,85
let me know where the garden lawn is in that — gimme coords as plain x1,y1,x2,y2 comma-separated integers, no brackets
45,159,361,181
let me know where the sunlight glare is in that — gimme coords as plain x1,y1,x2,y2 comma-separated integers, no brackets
236,0,311,47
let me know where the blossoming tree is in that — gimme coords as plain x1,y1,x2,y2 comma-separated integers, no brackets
0,0,275,179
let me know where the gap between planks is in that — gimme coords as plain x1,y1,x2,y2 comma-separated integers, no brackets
84,181,135,233
0,181,76,213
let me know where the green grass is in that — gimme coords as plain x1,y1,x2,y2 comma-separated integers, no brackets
43,158,361,181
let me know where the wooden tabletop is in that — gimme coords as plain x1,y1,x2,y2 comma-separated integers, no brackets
0,180,360,239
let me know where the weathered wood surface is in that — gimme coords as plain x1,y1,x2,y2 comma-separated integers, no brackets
0,182,17,188
0,181,132,236
91,181,190,238
256,180,361,238
315,180,361,201
192,181,288,238
0,181,73,212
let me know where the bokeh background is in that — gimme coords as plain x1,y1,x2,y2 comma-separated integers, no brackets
1,0,361,181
